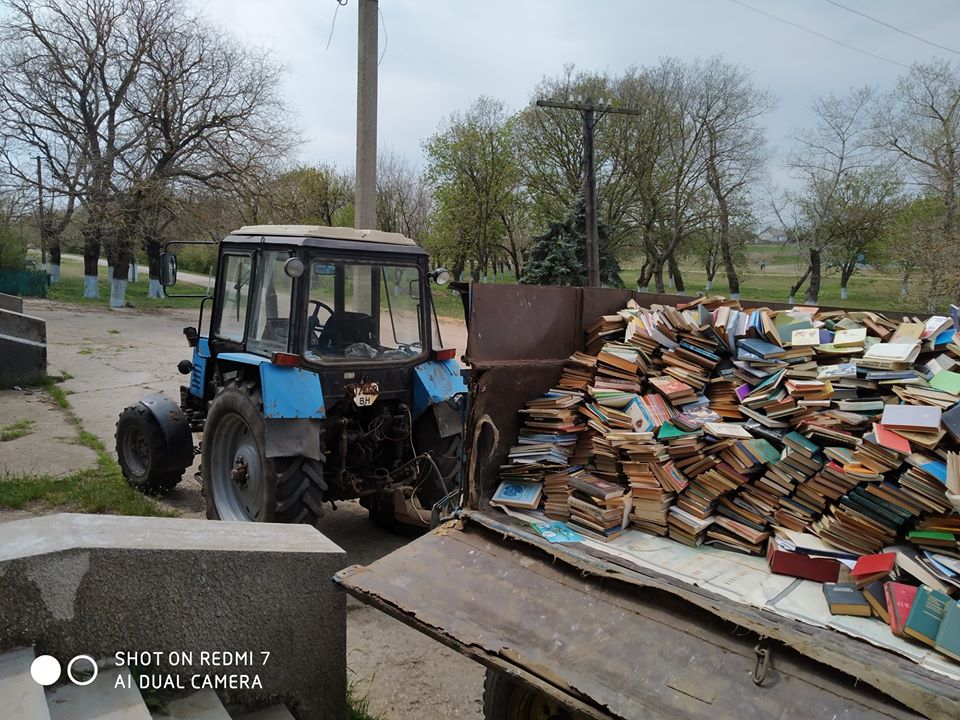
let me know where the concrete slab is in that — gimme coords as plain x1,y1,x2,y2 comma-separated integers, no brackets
0,307,47,388
47,667,150,720
0,292,24,313
0,389,98,478
0,646,51,720
160,689,231,720
0,514,348,720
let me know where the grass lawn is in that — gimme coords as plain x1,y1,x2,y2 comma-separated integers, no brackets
0,378,175,517
47,256,205,310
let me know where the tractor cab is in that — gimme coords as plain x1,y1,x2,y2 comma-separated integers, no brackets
119,226,466,531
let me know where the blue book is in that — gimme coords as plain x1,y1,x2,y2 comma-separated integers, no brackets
738,337,783,358
492,480,542,509
935,598,960,662
904,586,952,647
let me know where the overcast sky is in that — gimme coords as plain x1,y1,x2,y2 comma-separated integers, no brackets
195,0,959,194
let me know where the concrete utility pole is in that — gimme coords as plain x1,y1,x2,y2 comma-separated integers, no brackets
535,98,642,287
355,0,378,230
35,155,46,268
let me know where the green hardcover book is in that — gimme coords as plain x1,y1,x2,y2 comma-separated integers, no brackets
658,421,692,440
904,586,952,647
907,530,956,544
935,599,960,663
784,431,821,455
742,438,781,465
930,370,960,395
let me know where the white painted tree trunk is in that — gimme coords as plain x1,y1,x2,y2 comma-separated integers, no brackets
840,287,848,300
110,278,128,308
901,281,909,296
128,264,138,282
705,279,713,291
148,278,163,298
637,285,648,292
730,292,740,300
50,264,60,283
788,295,795,304
83,275,99,298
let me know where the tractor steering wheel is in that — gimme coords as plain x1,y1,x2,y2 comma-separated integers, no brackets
308,300,335,350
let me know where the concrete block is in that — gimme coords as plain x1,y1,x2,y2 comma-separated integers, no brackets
47,667,150,720
0,292,23,313
0,647,51,720
0,307,45,344
160,689,231,719
0,308,46,387
0,514,347,720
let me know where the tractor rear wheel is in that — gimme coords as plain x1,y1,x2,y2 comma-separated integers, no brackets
116,404,183,495
202,381,326,524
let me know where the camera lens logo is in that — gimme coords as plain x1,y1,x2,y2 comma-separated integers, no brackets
30,655,99,686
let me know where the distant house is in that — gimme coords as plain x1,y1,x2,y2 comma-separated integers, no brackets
757,225,789,244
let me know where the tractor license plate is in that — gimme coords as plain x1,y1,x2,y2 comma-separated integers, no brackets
352,382,379,407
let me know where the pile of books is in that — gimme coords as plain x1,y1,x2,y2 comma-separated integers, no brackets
491,296,960,563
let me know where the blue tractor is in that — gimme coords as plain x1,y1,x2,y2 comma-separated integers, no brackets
115,225,467,530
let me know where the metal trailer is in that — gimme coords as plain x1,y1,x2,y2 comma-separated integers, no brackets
336,283,960,720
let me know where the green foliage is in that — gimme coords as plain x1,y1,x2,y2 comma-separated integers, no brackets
522,199,623,287
424,96,523,276
176,243,219,274
0,215,26,269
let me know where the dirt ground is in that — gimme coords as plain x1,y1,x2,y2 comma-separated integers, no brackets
18,297,484,720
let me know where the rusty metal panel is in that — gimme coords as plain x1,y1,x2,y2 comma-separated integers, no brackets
466,283,581,365
336,524,925,720
580,288,633,334
466,367,563,509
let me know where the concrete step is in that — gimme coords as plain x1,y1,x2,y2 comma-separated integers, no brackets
156,689,232,720
0,647,51,720
233,705,295,720
47,667,151,720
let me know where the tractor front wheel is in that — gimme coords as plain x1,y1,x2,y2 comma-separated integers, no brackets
116,404,183,495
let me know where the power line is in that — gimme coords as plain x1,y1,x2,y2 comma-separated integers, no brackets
378,4,388,66
727,0,910,69
326,0,347,51
825,0,960,56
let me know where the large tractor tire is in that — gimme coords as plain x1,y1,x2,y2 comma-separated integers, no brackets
366,409,462,532
115,404,184,495
482,669,586,720
201,381,326,524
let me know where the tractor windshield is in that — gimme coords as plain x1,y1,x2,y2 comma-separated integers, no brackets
304,259,425,362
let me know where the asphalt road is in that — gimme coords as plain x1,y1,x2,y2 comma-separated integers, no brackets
24,297,484,720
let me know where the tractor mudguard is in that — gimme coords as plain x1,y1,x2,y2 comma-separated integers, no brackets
412,359,467,421
138,393,195,471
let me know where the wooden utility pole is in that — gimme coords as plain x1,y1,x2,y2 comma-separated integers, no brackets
35,155,46,268
355,0,378,230
535,98,642,287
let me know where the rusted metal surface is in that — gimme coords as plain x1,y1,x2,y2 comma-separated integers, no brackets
466,510,960,720
335,523,924,720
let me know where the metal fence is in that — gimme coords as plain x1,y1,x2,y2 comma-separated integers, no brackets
0,269,48,297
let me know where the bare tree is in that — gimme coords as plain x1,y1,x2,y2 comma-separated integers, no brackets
696,59,773,298
875,60,960,235
376,151,429,242
787,89,878,303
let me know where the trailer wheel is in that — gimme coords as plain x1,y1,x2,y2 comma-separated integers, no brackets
483,668,584,720
116,404,183,495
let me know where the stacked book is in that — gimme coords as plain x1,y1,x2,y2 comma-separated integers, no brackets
566,471,629,542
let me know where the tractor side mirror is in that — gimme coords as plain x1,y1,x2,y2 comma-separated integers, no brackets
430,268,451,286
159,252,178,287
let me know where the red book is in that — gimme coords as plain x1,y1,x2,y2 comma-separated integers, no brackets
767,541,841,583
884,582,918,637
852,552,897,579
873,424,911,454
